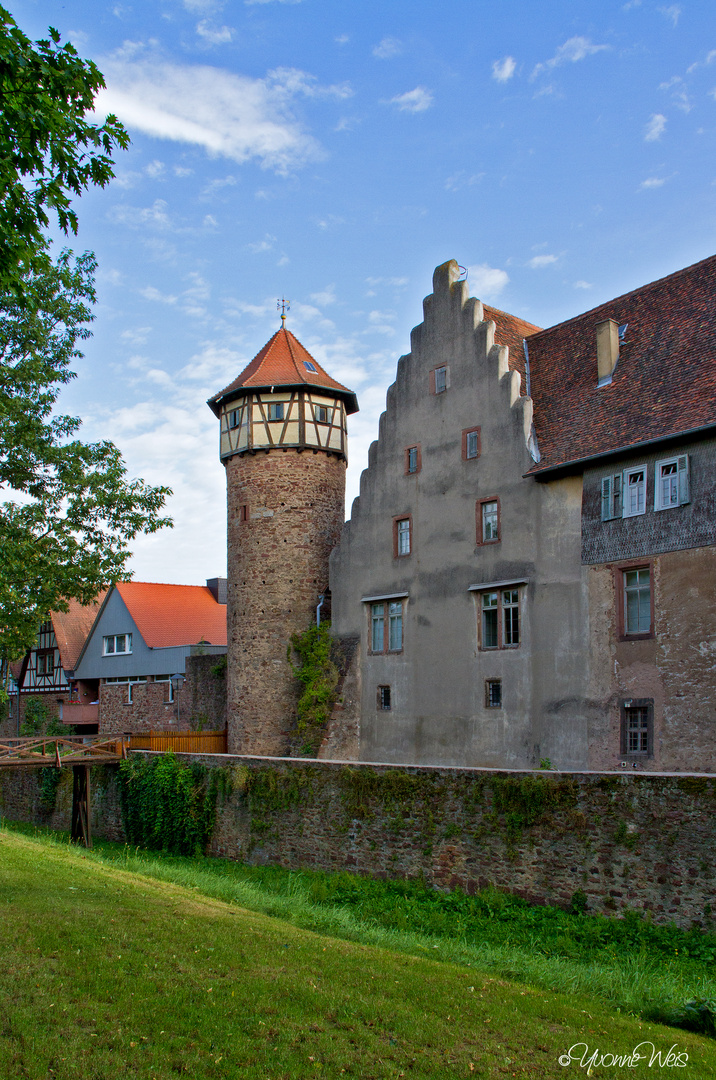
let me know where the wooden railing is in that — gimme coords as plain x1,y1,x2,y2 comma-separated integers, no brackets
128,730,227,754
0,735,127,768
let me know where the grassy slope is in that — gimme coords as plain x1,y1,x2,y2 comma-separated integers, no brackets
1,830,716,1079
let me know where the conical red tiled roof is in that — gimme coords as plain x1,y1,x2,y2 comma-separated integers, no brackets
208,327,358,415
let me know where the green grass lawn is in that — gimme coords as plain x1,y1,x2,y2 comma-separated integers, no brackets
1,827,716,1079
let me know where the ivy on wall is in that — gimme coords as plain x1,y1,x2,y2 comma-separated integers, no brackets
118,753,218,856
287,622,339,755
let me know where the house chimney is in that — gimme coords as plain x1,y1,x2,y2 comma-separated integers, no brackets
596,319,619,385
206,577,227,605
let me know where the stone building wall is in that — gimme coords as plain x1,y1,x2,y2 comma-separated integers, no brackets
225,449,346,757
586,546,716,773
2,754,715,930
98,653,227,735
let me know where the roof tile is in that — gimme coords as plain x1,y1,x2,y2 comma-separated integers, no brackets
116,582,227,649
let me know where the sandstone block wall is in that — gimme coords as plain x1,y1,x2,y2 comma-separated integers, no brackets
98,654,227,735
226,450,346,757
2,754,714,930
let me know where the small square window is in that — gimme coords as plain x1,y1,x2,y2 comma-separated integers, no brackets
463,427,480,461
485,679,502,708
37,651,54,676
405,445,421,475
229,408,241,429
394,516,412,558
621,699,653,756
623,567,651,635
315,405,328,423
655,455,689,510
622,466,647,517
268,402,284,421
378,685,392,710
477,498,500,544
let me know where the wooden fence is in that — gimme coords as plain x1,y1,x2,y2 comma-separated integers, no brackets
128,730,227,754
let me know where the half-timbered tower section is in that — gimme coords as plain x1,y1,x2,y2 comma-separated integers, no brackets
208,325,358,757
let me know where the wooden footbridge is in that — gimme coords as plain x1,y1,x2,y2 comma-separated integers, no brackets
0,736,128,849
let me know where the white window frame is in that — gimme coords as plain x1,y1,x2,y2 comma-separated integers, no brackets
103,633,133,656
397,518,411,556
622,465,647,518
654,454,690,511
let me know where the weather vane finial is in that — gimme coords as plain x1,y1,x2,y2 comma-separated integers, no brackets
277,296,290,327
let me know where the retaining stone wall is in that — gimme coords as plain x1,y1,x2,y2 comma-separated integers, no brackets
1,755,714,930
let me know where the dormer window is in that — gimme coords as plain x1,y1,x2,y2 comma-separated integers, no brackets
303,361,317,372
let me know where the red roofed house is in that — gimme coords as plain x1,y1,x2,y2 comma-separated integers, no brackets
327,258,716,772
9,595,107,736
73,579,227,735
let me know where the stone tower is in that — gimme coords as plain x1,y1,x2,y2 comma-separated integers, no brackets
208,321,359,756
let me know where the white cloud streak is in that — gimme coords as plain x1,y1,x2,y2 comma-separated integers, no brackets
388,86,433,113
373,37,402,59
492,56,516,83
532,36,609,79
644,113,667,141
467,263,509,300
97,60,351,174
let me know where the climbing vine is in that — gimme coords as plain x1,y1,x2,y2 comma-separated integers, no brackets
287,622,339,755
21,699,65,736
118,753,218,856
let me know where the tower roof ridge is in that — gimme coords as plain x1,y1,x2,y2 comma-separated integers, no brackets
208,326,358,415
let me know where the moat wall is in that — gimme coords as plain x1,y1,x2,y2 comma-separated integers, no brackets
1,755,714,930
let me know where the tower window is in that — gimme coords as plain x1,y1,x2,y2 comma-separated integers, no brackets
314,405,328,423
377,685,392,710
268,402,284,421
229,408,241,429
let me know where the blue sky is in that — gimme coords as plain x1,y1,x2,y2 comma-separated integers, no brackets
11,0,716,584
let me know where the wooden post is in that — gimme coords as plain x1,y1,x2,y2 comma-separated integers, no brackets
71,764,92,848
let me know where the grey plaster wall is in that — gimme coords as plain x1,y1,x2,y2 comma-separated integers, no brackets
330,261,591,770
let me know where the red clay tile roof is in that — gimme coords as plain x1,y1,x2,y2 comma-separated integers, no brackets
208,327,358,415
51,594,107,671
116,582,227,649
525,254,716,474
483,304,542,387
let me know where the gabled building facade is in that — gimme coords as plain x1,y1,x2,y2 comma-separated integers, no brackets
328,257,716,772
74,579,228,735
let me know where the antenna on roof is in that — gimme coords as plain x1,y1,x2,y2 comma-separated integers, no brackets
277,297,290,327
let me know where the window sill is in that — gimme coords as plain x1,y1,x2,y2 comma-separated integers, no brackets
618,632,654,642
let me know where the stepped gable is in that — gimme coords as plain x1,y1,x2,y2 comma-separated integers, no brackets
52,594,107,670
116,582,227,648
208,327,358,415
525,253,716,474
482,304,542,387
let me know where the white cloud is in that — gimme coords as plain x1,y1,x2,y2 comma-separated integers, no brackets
335,34,349,45
311,284,337,306
574,280,592,289
203,214,218,228
145,159,166,179
638,177,666,189
658,5,681,26
97,61,351,175
492,56,516,83
445,171,484,191
108,199,174,230
466,263,509,300
659,75,691,112
140,285,178,304
244,0,302,5
528,254,558,268
315,214,345,230
373,37,402,60
121,327,152,345
644,113,667,141
532,36,609,79
247,233,277,253
388,86,433,113
196,21,234,45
